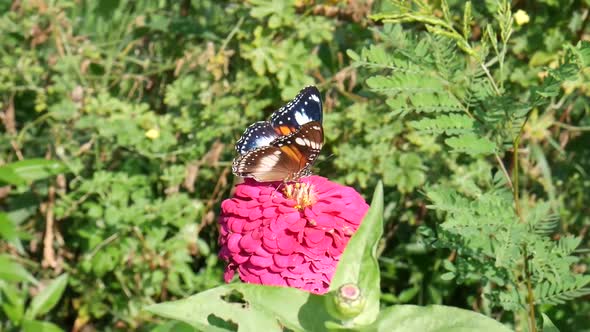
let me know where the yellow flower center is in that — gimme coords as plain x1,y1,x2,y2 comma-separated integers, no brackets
282,182,317,210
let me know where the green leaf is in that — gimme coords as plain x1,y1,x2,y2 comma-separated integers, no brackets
0,212,18,241
408,114,474,135
366,305,512,332
440,272,455,281
150,321,198,332
462,1,472,40
25,273,68,319
0,164,26,185
445,134,496,156
0,159,66,185
8,159,66,183
0,282,25,323
542,313,560,332
330,181,383,325
145,283,333,331
22,320,65,332
0,254,37,284
347,49,360,61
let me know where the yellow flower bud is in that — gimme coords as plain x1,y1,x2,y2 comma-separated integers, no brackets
514,10,530,26
145,128,160,139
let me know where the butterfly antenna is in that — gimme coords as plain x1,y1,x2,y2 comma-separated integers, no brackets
313,153,336,168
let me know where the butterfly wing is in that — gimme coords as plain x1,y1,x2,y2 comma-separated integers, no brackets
232,146,301,182
270,86,323,135
271,121,323,172
232,121,324,182
234,121,280,154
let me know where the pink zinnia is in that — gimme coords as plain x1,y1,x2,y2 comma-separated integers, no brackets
218,176,368,294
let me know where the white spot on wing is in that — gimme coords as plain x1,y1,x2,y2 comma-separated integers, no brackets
253,135,275,148
295,111,312,125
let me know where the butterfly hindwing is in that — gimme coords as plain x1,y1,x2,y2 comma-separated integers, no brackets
235,121,280,155
271,121,323,171
232,146,300,182
270,86,323,135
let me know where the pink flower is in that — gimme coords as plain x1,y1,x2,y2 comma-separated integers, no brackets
219,176,368,294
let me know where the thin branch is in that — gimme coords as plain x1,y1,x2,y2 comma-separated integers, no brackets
42,186,57,269
494,153,513,190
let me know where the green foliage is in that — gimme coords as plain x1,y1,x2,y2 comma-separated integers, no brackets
353,1,590,331
1,0,589,331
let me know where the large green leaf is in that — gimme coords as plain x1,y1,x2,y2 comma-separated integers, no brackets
150,321,199,332
0,254,37,284
8,159,66,182
366,305,513,332
0,159,66,186
22,319,65,332
25,273,69,319
0,164,26,185
330,181,384,325
145,283,334,332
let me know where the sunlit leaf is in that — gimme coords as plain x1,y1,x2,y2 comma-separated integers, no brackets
330,181,383,325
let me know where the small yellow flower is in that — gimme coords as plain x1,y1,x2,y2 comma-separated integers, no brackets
514,9,530,26
145,128,160,140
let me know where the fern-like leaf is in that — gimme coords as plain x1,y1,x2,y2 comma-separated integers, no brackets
445,133,496,156
409,114,474,135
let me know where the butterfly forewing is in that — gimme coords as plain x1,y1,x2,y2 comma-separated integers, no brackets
269,86,323,135
235,121,280,155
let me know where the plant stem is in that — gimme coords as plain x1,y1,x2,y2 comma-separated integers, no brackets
495,153,513,190
513,111,537,332
512,134,522,218
523,246,537,331
481,54,537,331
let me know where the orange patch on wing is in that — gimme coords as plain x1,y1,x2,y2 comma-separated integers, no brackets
279,145,303,164
275,126,296,135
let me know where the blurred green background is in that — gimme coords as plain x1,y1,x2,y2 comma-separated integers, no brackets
1,0,589,331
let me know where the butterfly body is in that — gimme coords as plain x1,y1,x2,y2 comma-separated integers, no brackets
232,87,324,182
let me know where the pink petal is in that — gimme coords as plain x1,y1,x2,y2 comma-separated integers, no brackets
242,219,262,231
277,234,297,254
248,208,263,220
224,265,236,282
235,185,261,199
304,228,325,244
229,218,245,233
250,254,273,268
287,218,306,232
260,272,286,286
234,252,249,264
273,254,293,268
262,207,277,218
227,233,242,253
239,232,261,252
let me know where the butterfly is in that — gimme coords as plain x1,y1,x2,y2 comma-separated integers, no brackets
232,86,324,182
